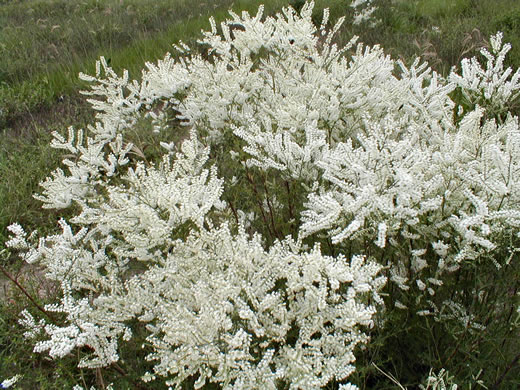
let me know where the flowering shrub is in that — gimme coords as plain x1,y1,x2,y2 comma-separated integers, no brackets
349,0,380,26
5,1,520,388
450,31,520,121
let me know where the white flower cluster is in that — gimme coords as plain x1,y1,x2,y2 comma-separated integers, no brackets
0,375,21,389
124,224,384,388
5,0,520,388
450,31,520,117
73,385,114,390
349,0,379,26
301,102,520,300
419,369,458,390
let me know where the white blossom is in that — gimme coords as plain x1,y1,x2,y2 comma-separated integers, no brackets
122,224,384,388
0,375,21,389
5,0,520,387
450,31,520,118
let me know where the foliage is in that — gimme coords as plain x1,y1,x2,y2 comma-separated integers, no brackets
3,1,520,388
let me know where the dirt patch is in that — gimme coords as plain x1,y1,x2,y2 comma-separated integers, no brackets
0,262,58,304
3,93,94,140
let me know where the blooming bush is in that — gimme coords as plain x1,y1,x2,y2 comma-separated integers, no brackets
349,0,380,26
5,1,520,388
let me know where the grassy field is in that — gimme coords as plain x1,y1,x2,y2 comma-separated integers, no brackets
1,0,520,388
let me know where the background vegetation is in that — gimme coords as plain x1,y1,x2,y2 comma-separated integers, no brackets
1,0,520,388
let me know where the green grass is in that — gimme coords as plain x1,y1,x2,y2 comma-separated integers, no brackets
0,0,292,131
0,0,235,84
2,0,520,388
341,0,520,75
0,126,70,245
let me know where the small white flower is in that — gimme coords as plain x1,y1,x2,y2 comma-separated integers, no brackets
1,375,21,389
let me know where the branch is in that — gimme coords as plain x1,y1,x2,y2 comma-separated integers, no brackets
245,167,274,240
0,263,57,323
490,352,520,390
